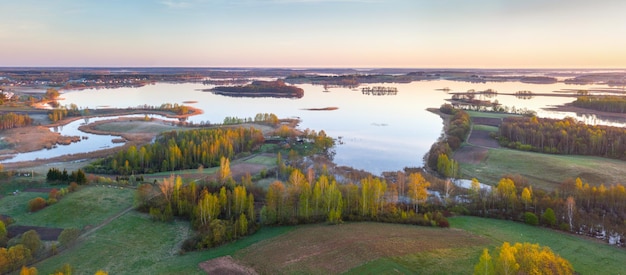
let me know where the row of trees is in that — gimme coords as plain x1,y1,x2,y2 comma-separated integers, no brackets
573,95,626,113
498,116,626,158
223,113,280,125
464,175,626,244
0,112,33,130
46,168,88,185
85,127,265,174
427,105,467,177
261,167,442,226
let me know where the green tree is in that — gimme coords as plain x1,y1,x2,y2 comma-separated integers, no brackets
21,230,42,255
58,228,81,247
542,207,557,227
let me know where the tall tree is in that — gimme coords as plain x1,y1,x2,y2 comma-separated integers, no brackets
407,173,430,213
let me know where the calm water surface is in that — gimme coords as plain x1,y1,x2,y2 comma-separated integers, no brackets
4,80,622,175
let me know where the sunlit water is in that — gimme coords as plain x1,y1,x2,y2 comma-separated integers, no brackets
3,80,623,175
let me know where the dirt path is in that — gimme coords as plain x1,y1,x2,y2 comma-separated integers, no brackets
79,206,134,239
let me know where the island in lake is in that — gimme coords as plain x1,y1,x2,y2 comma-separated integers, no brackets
207,80,304,98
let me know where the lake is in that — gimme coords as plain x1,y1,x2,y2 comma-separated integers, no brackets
4,79,623,175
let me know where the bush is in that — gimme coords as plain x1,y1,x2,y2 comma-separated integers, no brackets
58,228,81,247
541,208,557,227
28,197,47,212
524,212,539,226
21,230,42,255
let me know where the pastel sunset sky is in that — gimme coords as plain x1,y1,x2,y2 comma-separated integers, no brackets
2,0,625,68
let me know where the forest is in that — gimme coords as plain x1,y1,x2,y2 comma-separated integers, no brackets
85,127,265,174
572,95,626,113
498,116,626,158
210,80,304,98
0,112,33,130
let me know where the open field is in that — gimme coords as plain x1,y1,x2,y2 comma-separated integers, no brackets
36,211,295,274
458,147,626,189
234,222,486,274
449,216,626,275
0,191,48,218
1,186,133,229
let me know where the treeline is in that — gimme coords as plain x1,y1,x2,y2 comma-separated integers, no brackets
223,113,279,125
0,112,33,130
139,163,449,251
85,127,265,174
426,104,469,177
260,169,446,227
135,174,258,250
573,95,626,113
46,168,88,185
212,80,304,98
498,116,626,158
48,104,84,122
463,175,626,244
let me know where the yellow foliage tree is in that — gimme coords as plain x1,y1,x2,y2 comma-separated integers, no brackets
477,242,573,275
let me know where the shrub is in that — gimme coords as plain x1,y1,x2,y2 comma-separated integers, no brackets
28,197,47,212
58,228,81,247
21,230,42,255
68,182,79,192
542,208,557,227
524,212,539,226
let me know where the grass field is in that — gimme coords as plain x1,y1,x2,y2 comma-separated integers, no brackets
31,207,626,274
3,186,133,229
466,110,519,119
459,147,626,189
36,211,294,274
449,216,626,275
471,124,499,132
0,191,48,218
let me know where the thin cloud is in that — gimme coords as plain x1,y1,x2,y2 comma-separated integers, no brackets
160,0,193,8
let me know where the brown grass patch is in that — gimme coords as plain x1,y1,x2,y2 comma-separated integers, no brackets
234,222,486,274
471,117,502,127
0,126,78,155
454,145,488,164
468,130,499,148
199,256,258,275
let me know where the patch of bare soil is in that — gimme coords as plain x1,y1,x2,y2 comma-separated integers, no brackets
472,117,502,127
235,223,486,274
468,130,500,148
454,145,489,164
7,225,64,241
199,256,258,275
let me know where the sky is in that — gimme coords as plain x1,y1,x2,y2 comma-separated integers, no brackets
1,0,626,68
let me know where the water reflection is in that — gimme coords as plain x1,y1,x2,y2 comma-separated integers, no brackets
13,80,621,174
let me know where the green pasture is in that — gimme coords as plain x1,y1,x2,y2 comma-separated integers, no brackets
449,216,626,275
466,110,519,119
459,147,626,190
3,186,133,228
36,211,294,274
471,124,499,132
